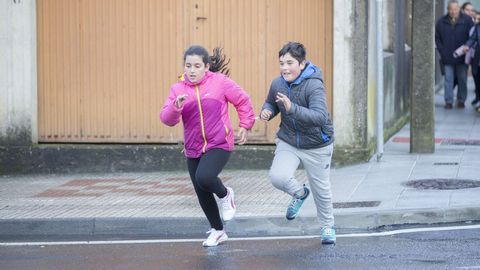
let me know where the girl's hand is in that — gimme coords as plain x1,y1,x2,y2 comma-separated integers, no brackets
260,109,272,121
175,94,188,108
464,46,470,53
276,92,292,112
235,127,248,145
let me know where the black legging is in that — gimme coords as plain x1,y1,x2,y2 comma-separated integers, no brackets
187,148,230,231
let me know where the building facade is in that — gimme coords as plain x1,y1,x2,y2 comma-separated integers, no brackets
1,0,423,173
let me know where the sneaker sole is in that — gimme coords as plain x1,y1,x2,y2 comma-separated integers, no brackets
202,235,228,247
321,240,336,245
286,215,297,220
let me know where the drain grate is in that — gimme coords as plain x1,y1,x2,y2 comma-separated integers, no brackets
333,201,381,209
441,139,480,146
433,162,459,166
465,140,480,146
404,179,480,190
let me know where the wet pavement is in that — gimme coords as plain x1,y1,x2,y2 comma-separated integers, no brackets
1,226,479,270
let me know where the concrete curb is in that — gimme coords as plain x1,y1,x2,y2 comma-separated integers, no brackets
1,206,480,241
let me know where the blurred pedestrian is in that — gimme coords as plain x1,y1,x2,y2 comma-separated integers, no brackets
465,11,480,111
436,0,474,109
462,2,475,21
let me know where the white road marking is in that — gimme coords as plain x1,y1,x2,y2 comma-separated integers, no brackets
1,224,480,247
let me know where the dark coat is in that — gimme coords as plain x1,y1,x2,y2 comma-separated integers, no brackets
466,24,480,75
435,13,474,65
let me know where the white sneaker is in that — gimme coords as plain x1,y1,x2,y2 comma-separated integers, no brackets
219,187,236,221
202,229,228,247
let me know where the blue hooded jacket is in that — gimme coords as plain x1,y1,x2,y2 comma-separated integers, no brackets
262,62,334,149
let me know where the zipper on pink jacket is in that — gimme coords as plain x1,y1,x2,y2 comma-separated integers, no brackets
195,84,208,153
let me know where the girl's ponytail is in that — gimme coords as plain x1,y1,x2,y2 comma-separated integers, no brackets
209,47,230,76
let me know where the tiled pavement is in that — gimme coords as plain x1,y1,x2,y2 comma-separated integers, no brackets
0,171,291,219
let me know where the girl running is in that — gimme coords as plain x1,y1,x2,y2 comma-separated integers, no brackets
160,45,255,247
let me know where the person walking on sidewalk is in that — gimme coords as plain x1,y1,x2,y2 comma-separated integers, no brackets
461,2,475,22
436,0,474,109
160,45,255,247
465,11,480,108
259,42,336,244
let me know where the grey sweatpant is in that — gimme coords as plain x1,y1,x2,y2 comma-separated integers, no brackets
268,138,334,227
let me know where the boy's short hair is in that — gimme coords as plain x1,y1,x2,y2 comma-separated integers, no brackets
279,42,306,63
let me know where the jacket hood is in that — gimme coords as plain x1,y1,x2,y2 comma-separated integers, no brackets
284,62,324,86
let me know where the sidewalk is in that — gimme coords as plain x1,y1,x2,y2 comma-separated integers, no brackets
1,88,480,240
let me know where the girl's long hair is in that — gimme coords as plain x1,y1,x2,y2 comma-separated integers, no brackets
209,47,230,76
184,45,230,76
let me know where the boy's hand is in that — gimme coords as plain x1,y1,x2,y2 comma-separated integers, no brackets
260,109,272,121
276,92,292,112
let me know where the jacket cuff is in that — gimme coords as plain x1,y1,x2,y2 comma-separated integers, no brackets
261,104,275,120
239,123,253,130
171,100,183,112
287,103,297,116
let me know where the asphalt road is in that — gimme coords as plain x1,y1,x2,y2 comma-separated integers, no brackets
1,226,480,270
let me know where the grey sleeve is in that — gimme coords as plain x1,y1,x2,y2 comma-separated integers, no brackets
287,79,330,126
466,26,477,48
261,83,280,120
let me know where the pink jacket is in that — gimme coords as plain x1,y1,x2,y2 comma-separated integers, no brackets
160,71,255,158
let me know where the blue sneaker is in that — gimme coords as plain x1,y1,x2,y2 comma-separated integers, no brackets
286,186,310,220
321,227,336,244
